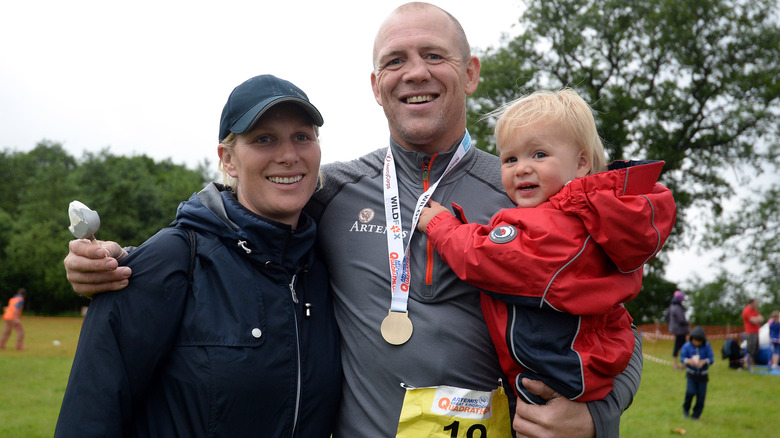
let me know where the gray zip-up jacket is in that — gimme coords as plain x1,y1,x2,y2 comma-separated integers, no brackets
307,134,641,437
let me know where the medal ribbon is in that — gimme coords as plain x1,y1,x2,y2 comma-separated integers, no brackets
383,131,472,313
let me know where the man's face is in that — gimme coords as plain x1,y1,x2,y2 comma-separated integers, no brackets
371,7,479,154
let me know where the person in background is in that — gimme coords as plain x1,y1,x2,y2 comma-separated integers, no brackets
62,3,646,436
679,326,714,420
416,89,676,405
54,74,341,437
768,309,779,370
741,298,764,370
668,290,690,370
0,288,26,351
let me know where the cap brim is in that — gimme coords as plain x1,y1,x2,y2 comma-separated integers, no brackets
230,97,324,137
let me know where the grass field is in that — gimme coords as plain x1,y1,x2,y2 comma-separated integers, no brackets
1,317,777,437
624,334,778,437
0,317,81,437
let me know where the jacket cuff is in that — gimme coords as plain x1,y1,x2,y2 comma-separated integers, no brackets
426,211,460,236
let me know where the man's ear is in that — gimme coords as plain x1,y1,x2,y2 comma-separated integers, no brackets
464,55,481,95
371,71,383,106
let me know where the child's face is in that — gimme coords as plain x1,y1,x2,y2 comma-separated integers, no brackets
499,120,591,208
691,338,703,347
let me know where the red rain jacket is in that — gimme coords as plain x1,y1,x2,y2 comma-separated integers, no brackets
426,160,677,401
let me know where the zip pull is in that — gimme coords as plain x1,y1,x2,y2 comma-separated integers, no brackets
237,240,252,254
289,274,299,304
422,154,437,190
304,303,312,318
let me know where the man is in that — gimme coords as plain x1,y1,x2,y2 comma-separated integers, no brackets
65,3,641,436
742,298,764,369
0,288,26,350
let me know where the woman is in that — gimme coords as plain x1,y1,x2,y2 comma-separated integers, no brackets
55,75,341,437
668,290,690,370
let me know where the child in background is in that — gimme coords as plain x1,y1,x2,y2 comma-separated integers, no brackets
417,89,677,404
680,326,714,420
768,310,780,370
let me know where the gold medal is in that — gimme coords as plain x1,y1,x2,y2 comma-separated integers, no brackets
381,310,413,345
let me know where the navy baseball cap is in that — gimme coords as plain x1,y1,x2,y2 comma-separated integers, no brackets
219,75,324,142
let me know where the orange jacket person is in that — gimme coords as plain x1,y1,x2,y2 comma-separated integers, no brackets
1,288,26,350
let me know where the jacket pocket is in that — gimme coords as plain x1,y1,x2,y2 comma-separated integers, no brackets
175,250,266,348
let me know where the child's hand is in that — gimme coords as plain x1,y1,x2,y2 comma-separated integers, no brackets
417,200,451,232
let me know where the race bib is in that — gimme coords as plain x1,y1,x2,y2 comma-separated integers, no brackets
396,384,512,437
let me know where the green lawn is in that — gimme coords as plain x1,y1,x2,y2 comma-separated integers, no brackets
0,317,81,437
1,317,777,437
623,334,777,437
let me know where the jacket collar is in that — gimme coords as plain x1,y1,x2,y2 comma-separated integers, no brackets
388,132,474,186
176,183,316,272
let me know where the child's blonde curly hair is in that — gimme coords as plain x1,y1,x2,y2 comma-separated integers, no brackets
491,88,607,174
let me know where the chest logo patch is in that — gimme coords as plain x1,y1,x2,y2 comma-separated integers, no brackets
489,225,518,244
358,208,375,223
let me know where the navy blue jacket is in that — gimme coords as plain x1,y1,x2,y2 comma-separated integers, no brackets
55,183,341,437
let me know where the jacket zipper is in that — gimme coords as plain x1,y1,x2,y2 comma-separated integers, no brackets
289,273,302,437
422,155,438,285
289,274,299,303
247,237,303,437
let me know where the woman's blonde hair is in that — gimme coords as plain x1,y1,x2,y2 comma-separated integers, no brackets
491,88,607,174
218,125,324,190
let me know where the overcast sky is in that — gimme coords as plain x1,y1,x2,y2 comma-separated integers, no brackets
0,0,732,285
0,0,524,169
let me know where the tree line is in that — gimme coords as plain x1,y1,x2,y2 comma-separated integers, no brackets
0,142,212,314
465,0,780,324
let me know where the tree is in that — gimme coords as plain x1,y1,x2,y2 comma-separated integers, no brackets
0,143,211,314
0,142,83,313
689,275,738,325
703,183,780,306
468,0,780,250
73,150,211,246
467,0,780,320
624,271,677,324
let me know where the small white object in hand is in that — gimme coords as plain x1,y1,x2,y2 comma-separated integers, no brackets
68,200,101,240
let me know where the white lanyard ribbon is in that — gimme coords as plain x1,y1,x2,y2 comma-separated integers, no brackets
383,131,472,313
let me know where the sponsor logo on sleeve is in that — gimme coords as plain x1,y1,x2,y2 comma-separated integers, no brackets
489,225,518,244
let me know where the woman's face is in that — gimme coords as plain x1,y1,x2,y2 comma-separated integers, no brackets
219,103,321,228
